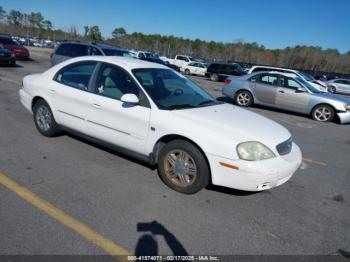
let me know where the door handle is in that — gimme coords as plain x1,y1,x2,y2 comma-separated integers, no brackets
92,103,102,109
278,90,285,93
48,89,55,94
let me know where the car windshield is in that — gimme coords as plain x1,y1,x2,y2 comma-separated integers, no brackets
102,49,131,57
298,71,314,81
133,68,218,110
297,77,321,93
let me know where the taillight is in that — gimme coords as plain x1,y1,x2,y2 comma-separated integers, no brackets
225,79,232,85
50,53,53,59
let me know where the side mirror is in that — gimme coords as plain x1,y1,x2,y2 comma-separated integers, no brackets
121,93,139,104
296,87,306,93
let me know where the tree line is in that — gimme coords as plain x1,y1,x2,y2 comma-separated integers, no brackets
1,6,349,75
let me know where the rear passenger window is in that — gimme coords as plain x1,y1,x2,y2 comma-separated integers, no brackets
260,74,278,86
55,44,70,56
55,61,97,90
68,44,88,57
90,47,102,56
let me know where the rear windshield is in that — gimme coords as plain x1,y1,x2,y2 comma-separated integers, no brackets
0,37,17,45
102,49,131,57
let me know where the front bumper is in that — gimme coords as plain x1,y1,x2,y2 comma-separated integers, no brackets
337,111,350,124
207,143,302,191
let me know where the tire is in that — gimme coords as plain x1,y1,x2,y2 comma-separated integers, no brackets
328,86,336,93
234,90,253,107
185,69,191,75
311,104,334,122
157,139,210,194
33,99,61,137
210,73,218,81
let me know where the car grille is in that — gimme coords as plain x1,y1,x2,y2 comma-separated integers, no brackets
276,137,293,156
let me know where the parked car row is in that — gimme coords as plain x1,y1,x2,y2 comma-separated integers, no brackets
222,71,350,124
0,34,30,61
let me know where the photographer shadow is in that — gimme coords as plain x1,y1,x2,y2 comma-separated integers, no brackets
135,220,188,256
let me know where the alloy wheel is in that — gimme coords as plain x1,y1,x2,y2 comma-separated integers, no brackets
163,149,197,187
35,105,52,131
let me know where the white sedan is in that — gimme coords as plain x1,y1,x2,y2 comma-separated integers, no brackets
19,56,302,194
180,62,207,76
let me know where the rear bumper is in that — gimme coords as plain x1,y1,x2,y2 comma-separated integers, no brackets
337,110,350,124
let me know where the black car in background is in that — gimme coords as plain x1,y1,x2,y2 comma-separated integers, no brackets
0,43,16,66
140,57,180,71
205,63,246,81
50,41,132,66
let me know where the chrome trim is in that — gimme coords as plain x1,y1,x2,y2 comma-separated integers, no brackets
57,110,84,120
86,120,131,136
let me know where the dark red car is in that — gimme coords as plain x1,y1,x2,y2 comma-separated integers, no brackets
0,35,30,59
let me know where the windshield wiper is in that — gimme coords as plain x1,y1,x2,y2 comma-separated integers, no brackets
166,104,196,110
197,100,216,106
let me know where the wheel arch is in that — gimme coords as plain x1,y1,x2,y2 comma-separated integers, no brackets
310,103,336,115
151,134,212,178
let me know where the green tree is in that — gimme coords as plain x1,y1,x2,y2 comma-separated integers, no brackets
85,25,102,41
7,10,23,26
0,6,6,23
112,27,126,39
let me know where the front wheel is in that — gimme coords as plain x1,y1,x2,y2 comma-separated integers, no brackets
311,104,334,122
33,99,61,137
157,140,210,194
328,86,336,93
185,69,191,75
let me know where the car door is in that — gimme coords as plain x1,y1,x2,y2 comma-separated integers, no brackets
250,73,278,105
49,61,98,132
275,76,310,113
85,62,151,154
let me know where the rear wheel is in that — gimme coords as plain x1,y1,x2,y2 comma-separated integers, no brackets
210,73,218,81
311,104,334,122
235,90,253,107
157,140,210,194
33,99,61,137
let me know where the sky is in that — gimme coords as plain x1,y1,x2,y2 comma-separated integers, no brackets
0,0,349,53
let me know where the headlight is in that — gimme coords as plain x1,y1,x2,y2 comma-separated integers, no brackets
344,104,350,110
237,141,275,161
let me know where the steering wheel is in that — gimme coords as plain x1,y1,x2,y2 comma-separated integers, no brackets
169,88,184,97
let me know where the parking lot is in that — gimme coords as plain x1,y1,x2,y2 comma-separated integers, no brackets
0,52,349,257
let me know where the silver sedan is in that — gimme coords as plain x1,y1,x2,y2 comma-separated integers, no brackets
326,78,350,94
222,71,350,123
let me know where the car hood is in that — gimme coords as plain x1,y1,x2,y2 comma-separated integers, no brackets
311,92,350,104
171,103,291,147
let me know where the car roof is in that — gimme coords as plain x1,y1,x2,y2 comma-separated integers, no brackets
251,65,298,73
59,56,169,70
60,41,127,51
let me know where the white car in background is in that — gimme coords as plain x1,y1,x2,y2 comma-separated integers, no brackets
248,65,328,92
180,62,207,76
19,56,302,194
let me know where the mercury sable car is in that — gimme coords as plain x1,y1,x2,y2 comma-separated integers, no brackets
19,56,302,194
223,71,350,124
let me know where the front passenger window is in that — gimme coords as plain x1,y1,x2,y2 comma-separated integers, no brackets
95,64,140,100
